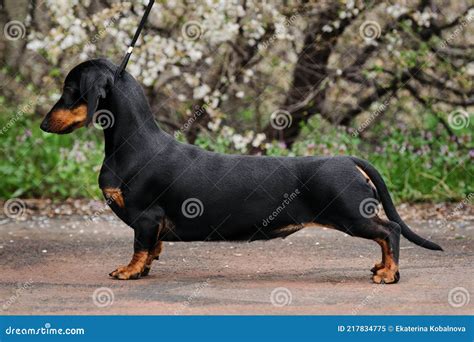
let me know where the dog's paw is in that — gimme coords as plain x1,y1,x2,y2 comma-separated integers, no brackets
140,265,151,277
109,265,143,280
371,269,400,284
370,262,385,274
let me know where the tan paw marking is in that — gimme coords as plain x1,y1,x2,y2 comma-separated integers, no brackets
372,267,400,284
371,262,385,274
109,251,148,280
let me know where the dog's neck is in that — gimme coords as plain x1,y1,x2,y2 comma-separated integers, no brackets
101,79,168,156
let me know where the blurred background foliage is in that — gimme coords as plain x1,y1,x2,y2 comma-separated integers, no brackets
0,0,472,202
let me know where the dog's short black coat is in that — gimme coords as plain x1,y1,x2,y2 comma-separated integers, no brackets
41,59,442,282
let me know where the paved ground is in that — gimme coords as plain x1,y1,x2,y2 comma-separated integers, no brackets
0,215,472,315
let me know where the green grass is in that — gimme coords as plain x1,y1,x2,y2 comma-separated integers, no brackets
0,109,471,202
0,113,104,199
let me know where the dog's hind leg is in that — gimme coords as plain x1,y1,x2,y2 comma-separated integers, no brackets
371,219,401,284
341,217,401,284
371,219,393,274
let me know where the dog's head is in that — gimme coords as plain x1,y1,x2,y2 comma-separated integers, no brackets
40,59,114,134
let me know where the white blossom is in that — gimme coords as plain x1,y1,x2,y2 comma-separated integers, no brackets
193,84,211,99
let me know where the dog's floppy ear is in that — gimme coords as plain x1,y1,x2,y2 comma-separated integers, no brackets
80,71,112,126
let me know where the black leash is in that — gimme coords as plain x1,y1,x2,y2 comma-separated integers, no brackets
114,0,155,80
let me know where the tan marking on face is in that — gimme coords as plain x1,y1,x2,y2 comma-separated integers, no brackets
356,166,376,189
102,187,125,208
49,104,88,132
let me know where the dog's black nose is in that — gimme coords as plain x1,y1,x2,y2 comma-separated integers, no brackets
40,119,49,132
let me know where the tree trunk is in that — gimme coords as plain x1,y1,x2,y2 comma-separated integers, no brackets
264,3,355,146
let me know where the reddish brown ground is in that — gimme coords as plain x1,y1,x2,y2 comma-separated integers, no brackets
0,207,472,315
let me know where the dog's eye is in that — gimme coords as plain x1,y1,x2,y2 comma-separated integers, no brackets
63,86,80,100
64,86,78,93
61,86,81,107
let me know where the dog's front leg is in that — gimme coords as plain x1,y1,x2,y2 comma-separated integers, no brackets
141,241,163,277
110,214,161,280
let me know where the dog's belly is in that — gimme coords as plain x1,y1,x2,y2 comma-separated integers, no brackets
160,220,307,242
159,197,318,242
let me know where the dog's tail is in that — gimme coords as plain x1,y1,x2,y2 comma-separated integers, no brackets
350,156,443,251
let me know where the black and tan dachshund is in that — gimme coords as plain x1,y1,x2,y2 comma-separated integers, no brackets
40,59,442,283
